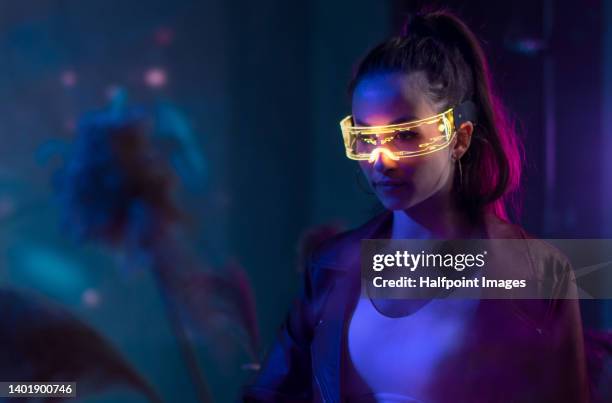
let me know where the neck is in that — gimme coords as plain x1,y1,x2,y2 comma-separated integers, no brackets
391,192,482,239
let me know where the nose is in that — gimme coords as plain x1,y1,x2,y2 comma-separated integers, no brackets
370,147,399,172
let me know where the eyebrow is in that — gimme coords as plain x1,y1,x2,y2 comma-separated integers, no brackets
353,115,417,126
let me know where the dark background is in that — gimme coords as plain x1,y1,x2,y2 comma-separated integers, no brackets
0,0,610,401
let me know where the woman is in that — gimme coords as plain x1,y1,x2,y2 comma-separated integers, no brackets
243,10,588,403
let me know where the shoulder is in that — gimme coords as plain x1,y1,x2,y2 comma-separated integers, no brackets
486,210,569,257
484,212,569,263
483,212,529,239
485,212,576,297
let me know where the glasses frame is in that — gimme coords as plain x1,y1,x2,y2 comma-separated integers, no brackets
340,108,457,161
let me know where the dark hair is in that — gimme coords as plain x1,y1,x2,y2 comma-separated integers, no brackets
349,10,523,222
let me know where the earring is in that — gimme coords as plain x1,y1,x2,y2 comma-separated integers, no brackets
456,157,463,187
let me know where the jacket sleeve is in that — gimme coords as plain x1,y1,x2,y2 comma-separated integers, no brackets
241,256,318,402
517,239,590,402
547,257,590,403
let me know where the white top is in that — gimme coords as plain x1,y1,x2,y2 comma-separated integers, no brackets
346,296,479,402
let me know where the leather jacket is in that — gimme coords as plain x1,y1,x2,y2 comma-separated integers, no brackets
242,211,590,402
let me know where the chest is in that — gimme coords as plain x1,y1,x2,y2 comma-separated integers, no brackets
345,297,480,400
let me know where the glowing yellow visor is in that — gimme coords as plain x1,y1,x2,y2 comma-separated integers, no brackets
340,108,457,162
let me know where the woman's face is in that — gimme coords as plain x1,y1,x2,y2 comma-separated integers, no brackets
352,71,455,211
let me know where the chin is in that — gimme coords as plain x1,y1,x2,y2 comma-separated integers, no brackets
378,194,418,211
376,186,435,211
382,202,415,211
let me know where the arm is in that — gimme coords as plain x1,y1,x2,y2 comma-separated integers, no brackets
519,239,590,402
547,258,590,403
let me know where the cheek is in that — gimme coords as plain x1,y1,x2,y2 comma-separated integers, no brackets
357,156,447,181
356,154,453,211
383,153,449,196
357,153,451,187
410,154,452,188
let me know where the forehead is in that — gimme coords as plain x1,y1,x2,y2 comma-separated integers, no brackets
351,71,436,126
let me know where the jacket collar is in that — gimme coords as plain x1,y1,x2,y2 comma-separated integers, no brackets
311,210,525,273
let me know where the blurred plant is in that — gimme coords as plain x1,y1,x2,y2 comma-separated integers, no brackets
154,102,208,194
52,105,260,402
0,288,162,403
177,259,260,366
54,107,179,248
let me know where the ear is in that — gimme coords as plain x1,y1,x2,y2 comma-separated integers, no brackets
452,121,474,160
